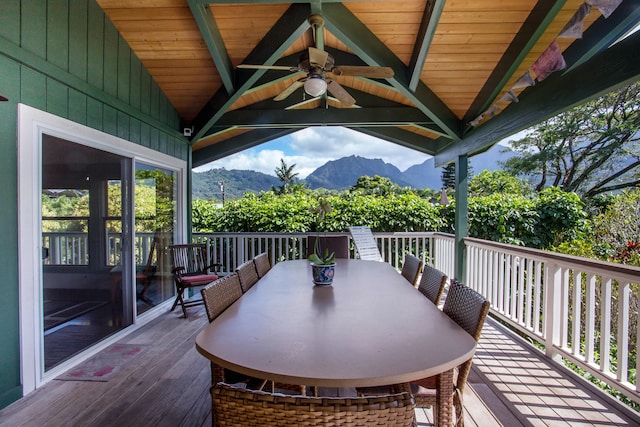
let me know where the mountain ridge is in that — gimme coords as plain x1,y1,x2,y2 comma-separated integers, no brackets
192,144,515,200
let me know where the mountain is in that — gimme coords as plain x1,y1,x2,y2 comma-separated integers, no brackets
192,144,518,199
192,168,280,200
403,144,517,189
304,155,413,190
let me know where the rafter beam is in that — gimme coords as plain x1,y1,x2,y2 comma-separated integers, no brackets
321,3,461,141
213,107,435,128
434,29,640,166
187,0,234,95
190,4,311,142
464,0,569,124
563,0,640,73
192,128,298,167
408,0,445,91
356,127,442,156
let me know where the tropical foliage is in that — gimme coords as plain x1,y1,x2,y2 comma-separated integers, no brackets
503,81,640,197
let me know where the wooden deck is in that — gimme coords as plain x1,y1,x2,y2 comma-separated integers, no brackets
1,304,639,427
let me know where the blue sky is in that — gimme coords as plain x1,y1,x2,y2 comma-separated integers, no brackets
193,126,522,178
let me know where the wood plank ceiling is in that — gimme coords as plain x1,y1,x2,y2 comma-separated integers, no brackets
96,0,640,167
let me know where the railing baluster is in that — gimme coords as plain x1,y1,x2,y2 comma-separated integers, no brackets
585,273,596,365
600,277,612,374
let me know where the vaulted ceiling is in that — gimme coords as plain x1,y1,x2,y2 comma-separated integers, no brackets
97,0,640,167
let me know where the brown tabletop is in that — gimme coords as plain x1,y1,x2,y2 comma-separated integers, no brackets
196,259,475,425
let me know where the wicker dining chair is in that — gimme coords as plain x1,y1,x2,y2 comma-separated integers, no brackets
235,260,259,293
201,274,243,323
417,264,448,306
211,382,416,427
402,280,490,427
253,252,272,278
201,275,267,391
400,254,423,287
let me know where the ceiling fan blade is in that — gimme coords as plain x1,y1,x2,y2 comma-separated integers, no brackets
331,66,394,79
308,47,329,68
274,80,305,101
237,64,299,72
326,80,356,107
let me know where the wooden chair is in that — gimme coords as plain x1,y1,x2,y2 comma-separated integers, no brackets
253,252,271,278
417,264,448,306
169,243,220,318
307,235,350,259
400,254,423,287
201,275,267,390
211,382,416,427
403,280,490,427
235,260,259,293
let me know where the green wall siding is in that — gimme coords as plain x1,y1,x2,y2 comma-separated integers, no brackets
0,0,189,408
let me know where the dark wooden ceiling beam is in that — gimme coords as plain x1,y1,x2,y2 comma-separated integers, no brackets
563,0,640,73
408,0,445,91
213,107,435,128
190,3,312,142
187,0,234,95
192,128,298,167
355,127,442,156
434,28,640,166
321,2,462,141
464,0,569,125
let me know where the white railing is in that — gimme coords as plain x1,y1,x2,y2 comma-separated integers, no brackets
42,232,89,265
192,232,456,277
465,237,640,404
43,232,158,267
43,229,639,404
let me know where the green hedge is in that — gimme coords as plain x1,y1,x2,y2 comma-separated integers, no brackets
193,188,589,249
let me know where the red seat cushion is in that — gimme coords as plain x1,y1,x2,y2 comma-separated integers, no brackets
179,274,218,286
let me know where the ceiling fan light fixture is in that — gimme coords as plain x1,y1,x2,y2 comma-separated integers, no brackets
303,75,327,97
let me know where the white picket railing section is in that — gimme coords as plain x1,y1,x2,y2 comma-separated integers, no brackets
464,237,640,404
192,232,456,278
41,230,640,404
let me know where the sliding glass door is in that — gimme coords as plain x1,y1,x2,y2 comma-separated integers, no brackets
42,135,132,371
40,141,179,371
133,162,176,316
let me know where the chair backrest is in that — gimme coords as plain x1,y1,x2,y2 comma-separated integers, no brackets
201,274,243,323
400,254,423,287
253,252,271,278
236,260,259,293
442,280,490,392
348,226,382,261
307,235,350,259
212,382,416,427
417,264,448,305
169,244,210,276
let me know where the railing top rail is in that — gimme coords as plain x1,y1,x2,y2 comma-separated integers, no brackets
464,236,640,280
195,231,450,237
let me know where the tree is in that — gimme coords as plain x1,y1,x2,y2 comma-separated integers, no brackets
469,170,533,198
440,162,473,190
350,175,396,196
504,81,640,197
593,189,640,265
441,163,456,189
274,158,299,194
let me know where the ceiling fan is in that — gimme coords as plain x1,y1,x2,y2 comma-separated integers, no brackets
237,15,394,107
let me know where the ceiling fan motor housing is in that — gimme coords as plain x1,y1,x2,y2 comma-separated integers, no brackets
298,51,334,73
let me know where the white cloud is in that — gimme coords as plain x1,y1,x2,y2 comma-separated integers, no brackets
194,126,432,178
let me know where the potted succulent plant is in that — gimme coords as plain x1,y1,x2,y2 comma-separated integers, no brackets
308,198,336,285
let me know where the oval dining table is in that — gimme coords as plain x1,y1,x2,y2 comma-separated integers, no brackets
196,258,476,426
